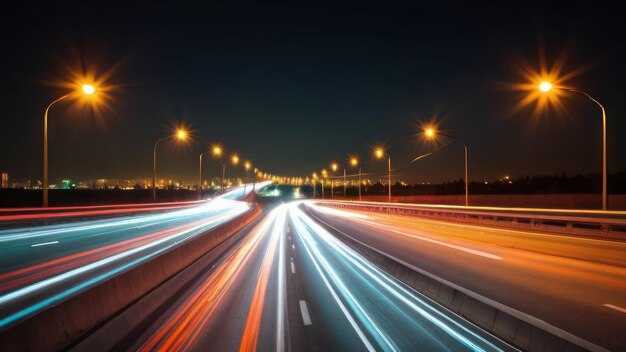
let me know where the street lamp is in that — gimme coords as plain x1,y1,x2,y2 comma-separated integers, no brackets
321,169,327,198
312,172,318,198
198,145,216,200
423,127,470,206
153,128,188,202
228,154,239,193
538,81,608,210
243,160,251,197
374,147,392,203
330,162,338,199
42,84,97,207
210,144,226,194
350,156,361,201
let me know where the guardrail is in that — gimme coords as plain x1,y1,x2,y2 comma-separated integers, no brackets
318,200,626,240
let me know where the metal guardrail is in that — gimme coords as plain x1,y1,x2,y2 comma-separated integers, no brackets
318,200,626,240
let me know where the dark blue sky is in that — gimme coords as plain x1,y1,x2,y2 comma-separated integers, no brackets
1,2,625,184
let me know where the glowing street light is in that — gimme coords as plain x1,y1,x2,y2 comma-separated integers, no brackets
242,160,251,197
538,81,608,210
374,147,392,202
212,145,223,157
42,83,98,207
82,84,96,95
350,156,361,201
330,162,338,199
539,81,553,92
210,144,228,194
423,127,470,206
153,128,189,202
321,169,328,198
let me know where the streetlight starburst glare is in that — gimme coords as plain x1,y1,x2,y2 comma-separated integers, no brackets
374,147,384,159
176,129,188,140
507,49,589,120
539,81,553,92
82,84,96,95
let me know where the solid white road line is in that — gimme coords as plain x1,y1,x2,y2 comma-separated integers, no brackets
603,304,626,314
30,240,59,247
299,300,312,326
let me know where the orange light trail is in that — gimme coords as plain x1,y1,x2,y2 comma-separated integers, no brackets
140,207,282,351
239,206,285,351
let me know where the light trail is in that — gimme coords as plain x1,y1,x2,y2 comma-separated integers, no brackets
307,203,502,260
141,204,284,351
0,203,195,222
289,201,506,351
0,197,252,329
322,199,626,216
239,205,287,352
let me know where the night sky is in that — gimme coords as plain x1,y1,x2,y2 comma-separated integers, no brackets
1,2,625,185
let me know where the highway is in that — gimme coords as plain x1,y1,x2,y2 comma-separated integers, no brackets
0,183,267,331
115,202,509,351
304,202,626,351
3,193,622,351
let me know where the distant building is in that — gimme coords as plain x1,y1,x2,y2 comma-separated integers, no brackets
1,172,8,188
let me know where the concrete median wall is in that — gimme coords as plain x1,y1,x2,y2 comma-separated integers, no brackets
320,218,602,352
0,204,262,352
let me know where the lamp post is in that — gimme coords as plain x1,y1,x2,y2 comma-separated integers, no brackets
153,128,188,202
210,145,224,194
331,163,338,199
343,168,346,197
198,151,206,200
374,147,391,203
244,160,251,197
321,169,327,198
42,84,96,207
539,81,608,210
350,157,360,201
312,173,317,198
423,127,469,206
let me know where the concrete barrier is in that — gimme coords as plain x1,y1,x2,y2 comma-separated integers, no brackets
0,204,262,352
308,208,606,352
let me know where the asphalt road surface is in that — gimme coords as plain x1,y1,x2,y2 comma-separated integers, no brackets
123,201,510,351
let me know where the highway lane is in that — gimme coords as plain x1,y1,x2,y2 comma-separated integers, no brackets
124,202,508,351
0,183,269,331
305,202,626,351
128,204,290,351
